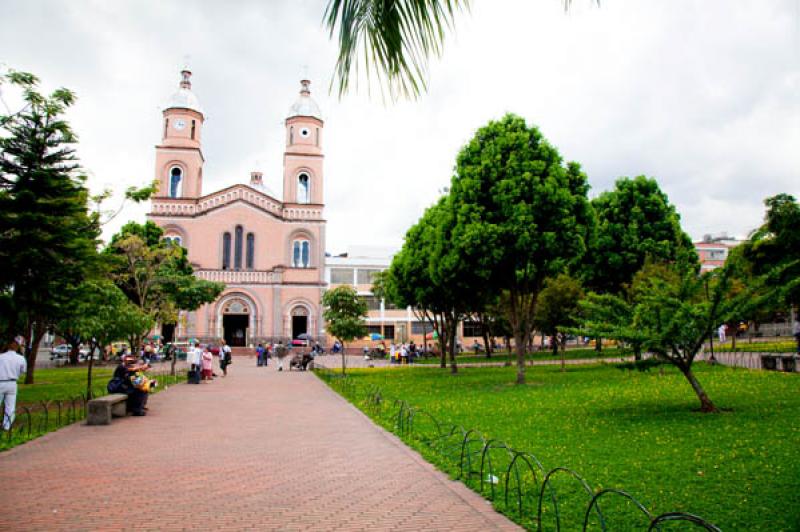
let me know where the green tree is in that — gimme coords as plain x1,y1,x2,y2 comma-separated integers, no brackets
0,70,100,383
323,285,368,375
533,274,584,369
583,262,760,412
582,175,697,296
105,221,224,350
62,280,153,398
741,194,800,313
449,114,593,384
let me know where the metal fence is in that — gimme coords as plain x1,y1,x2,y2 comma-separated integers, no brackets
1,371,186,451
315,367,721,531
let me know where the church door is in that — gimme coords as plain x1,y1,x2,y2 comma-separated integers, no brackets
292,315,308,340
221,298,251,347
223,315,248,347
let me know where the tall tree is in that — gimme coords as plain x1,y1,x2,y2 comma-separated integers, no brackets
105,221,224,349
449,114,593,384
582,175,697,295
323,285,368,375
740,194,800,313
0,70,100,384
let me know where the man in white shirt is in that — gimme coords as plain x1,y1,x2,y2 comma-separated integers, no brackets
0,336,27,431
188,341,202,372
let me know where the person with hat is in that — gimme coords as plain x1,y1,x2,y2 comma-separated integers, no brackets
0,336,27,431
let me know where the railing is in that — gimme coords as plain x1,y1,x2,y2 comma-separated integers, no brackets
195,269,281,284
315,367,721,531
1,370,186,451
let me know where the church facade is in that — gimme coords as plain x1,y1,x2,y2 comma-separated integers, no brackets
147,70,326,347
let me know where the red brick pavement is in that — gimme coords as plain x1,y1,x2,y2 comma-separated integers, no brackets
0,362,519,531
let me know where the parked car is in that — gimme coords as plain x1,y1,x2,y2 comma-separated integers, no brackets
50,344,71,360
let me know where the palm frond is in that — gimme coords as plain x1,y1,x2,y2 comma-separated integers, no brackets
324,0,469,100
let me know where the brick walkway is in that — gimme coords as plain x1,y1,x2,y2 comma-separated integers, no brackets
0,362,518,531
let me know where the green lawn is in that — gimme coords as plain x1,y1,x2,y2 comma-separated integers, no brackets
415,347,627,365
321,363,800,530
17,366,115,404
712,339,796,353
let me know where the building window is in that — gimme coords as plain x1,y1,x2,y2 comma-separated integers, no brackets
356,269,381,285
289,126,294,145
246,232,255,270
164,236,182,247
411,321,431,335
169,167,182,198
292,240,310,268
297,173,310,204
164,119,169,138
222,232,231,270
359,296,382,311
234,225,244,270
330,268,354,285
462,320,483,338
383,325,395,340
315,127,320,147
191,120,196,140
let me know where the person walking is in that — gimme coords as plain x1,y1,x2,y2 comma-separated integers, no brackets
0,336,27,431
256,343,265,367
188,341,202,377
220,341,232,377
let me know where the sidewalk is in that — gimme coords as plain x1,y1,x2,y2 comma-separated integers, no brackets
0,361,519,531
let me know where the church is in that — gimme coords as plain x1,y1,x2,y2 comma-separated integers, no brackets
147,70,326,347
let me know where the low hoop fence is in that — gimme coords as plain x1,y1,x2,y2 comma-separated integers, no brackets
315,367,721,531
1,370,186,451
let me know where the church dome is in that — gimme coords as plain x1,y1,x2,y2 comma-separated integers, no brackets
287,79,322,120
164,70,204,115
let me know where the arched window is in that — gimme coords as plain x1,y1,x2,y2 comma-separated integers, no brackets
222,232,231,270
164,236,182,247
169,167,182,198
246,232,255,270
234,225,244,270
297,173,310,204
292,240,311,268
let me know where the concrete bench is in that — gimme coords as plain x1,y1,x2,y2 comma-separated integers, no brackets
87,394,128,425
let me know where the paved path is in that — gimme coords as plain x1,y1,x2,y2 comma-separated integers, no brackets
0,363,518,531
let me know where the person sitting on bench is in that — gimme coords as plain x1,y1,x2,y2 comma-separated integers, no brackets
108,355,156,416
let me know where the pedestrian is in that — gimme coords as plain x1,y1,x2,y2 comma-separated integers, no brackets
718,324,727,344
0,336,27,431
256,343,265,367
188,341,202,374
220,341,232,377
201,346,213,382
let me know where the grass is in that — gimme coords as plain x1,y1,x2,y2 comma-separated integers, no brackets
712,339,797,353
2,365,185,451
322,363,800,530
415,347,627,365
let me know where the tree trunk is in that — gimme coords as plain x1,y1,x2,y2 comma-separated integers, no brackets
633,344,642,361
560,335,566,372
595,335,602,352
482,326,492,358
24,322,46,385
551,335,558,357
448,324,458,375
86,344,96,400
437,315,448,369
682,365,718,413
170,346,177,376
514,329,526,384
340,341,347,376
731,331,737,350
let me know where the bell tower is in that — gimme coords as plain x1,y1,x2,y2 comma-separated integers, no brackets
155,69,205,199
283,79,323,205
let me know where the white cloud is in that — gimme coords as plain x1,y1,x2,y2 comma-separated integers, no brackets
1,0,797,251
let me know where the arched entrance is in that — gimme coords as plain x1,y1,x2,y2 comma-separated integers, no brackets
222,297,251,347
291,305,308,340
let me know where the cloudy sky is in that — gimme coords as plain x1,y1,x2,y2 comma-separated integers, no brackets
2,0,798,252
